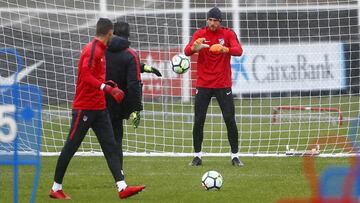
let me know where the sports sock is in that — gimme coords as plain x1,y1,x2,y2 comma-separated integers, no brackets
231,153,238,160
117,180,127,192
195,152,202,158
52,182,62,192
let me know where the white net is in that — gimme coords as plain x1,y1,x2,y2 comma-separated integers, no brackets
0,0,359,156
272,106,346,155
272,106,343,126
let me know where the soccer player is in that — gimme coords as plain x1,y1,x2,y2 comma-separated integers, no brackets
105,21,162,172
184,7,244,166
49,18,145,200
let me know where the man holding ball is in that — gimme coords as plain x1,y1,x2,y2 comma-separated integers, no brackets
184,7,244,167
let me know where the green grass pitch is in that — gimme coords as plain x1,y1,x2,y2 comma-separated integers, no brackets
0,156,350,202
1,95,358,202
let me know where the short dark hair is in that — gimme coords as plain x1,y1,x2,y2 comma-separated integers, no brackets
113,21,130,37
96,18,113,36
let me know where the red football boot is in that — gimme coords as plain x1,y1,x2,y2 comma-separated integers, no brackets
118,185,145,199
49,189,71,200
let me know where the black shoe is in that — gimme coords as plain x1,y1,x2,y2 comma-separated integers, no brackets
189,156,202,166
231,157,244,167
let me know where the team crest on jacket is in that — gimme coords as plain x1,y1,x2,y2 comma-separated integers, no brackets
218,38,224,45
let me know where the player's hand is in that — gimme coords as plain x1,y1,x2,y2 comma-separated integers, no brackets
209,44,229,54
191,38,210,52
143,64,162,77
103,85,124,103
105,80,118,88
130,111,140,129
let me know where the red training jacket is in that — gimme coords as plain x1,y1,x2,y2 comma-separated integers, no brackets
184,26,243,88
72,38,107,110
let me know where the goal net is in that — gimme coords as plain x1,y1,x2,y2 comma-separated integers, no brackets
272,106,344,155
272,106,343,127
0,0,359,156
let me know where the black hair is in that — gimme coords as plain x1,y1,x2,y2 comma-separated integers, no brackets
113,21,130,37
96,18,113,36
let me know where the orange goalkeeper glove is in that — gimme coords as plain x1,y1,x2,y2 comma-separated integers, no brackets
209,44,229,54
191,38,209,52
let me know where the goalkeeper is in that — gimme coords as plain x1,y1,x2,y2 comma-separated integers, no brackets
49,18,145,200
184,7,244,167
105,21,162,175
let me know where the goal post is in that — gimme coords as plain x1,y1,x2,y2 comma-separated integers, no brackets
0,0,359,157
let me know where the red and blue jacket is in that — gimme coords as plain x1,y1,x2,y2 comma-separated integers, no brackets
184,26,243,88
72,37,107,110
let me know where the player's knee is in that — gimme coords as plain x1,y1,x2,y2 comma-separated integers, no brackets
194,116,206,125
107,148,119,156
223,115,235,124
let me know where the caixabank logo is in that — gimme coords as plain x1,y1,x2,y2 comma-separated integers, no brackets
230,43,345,95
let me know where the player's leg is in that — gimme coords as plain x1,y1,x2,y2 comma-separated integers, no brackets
92,110,144,199
191,87,212,166
215,88,244,167
111,117,124,169
50,110,92,199
92,110,124,181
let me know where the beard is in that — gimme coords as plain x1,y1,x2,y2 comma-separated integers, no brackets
209,25,217,31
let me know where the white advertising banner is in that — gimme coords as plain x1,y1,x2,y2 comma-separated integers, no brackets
231,43,346,94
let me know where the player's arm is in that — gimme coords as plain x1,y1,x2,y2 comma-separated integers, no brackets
126,50,143,128
140,63,162,77
81,52,103,89
82,51,124,103
184,31,209,56
227,30,243,56
126,54,143,112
